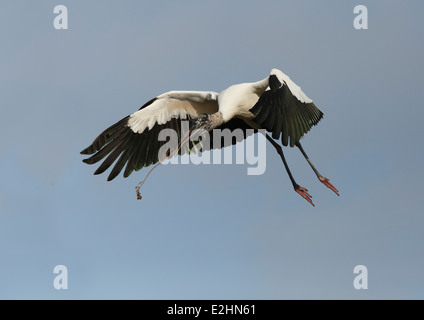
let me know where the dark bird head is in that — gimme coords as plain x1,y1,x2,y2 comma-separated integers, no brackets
191,113,211,132
190,112,224,136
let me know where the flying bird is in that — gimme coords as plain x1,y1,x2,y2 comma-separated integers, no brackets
81,68,338,206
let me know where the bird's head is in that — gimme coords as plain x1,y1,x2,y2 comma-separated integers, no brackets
191,113,212,132
189,112,224,138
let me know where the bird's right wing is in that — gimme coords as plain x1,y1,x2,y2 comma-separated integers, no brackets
80,91,219,181
249,69,323,147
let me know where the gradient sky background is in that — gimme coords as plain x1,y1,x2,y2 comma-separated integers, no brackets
1,0,423,299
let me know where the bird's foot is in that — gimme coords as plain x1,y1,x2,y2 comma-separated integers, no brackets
319,176,339,196
295,185,314,207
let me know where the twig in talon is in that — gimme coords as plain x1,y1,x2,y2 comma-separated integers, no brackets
133,126,198,200
135,186,142,200
135,162,162,200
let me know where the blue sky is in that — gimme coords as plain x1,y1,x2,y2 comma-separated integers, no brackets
1,0,423,299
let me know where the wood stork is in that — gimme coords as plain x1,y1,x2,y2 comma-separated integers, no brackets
81,68,338,206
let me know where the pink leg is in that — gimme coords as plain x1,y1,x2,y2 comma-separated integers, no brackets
295,185,315,207
319,177,339,196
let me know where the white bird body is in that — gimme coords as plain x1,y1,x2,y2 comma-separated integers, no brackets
127,69,312,134
81,68,338,205
218,80,266,122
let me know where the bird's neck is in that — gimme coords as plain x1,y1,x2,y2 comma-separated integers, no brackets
252,77,270,95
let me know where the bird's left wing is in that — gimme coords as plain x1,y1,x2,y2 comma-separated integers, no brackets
80,91,219,180
249,69,323,147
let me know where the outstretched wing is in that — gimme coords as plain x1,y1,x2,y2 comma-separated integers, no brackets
81,91,254,181
249,69,323,147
